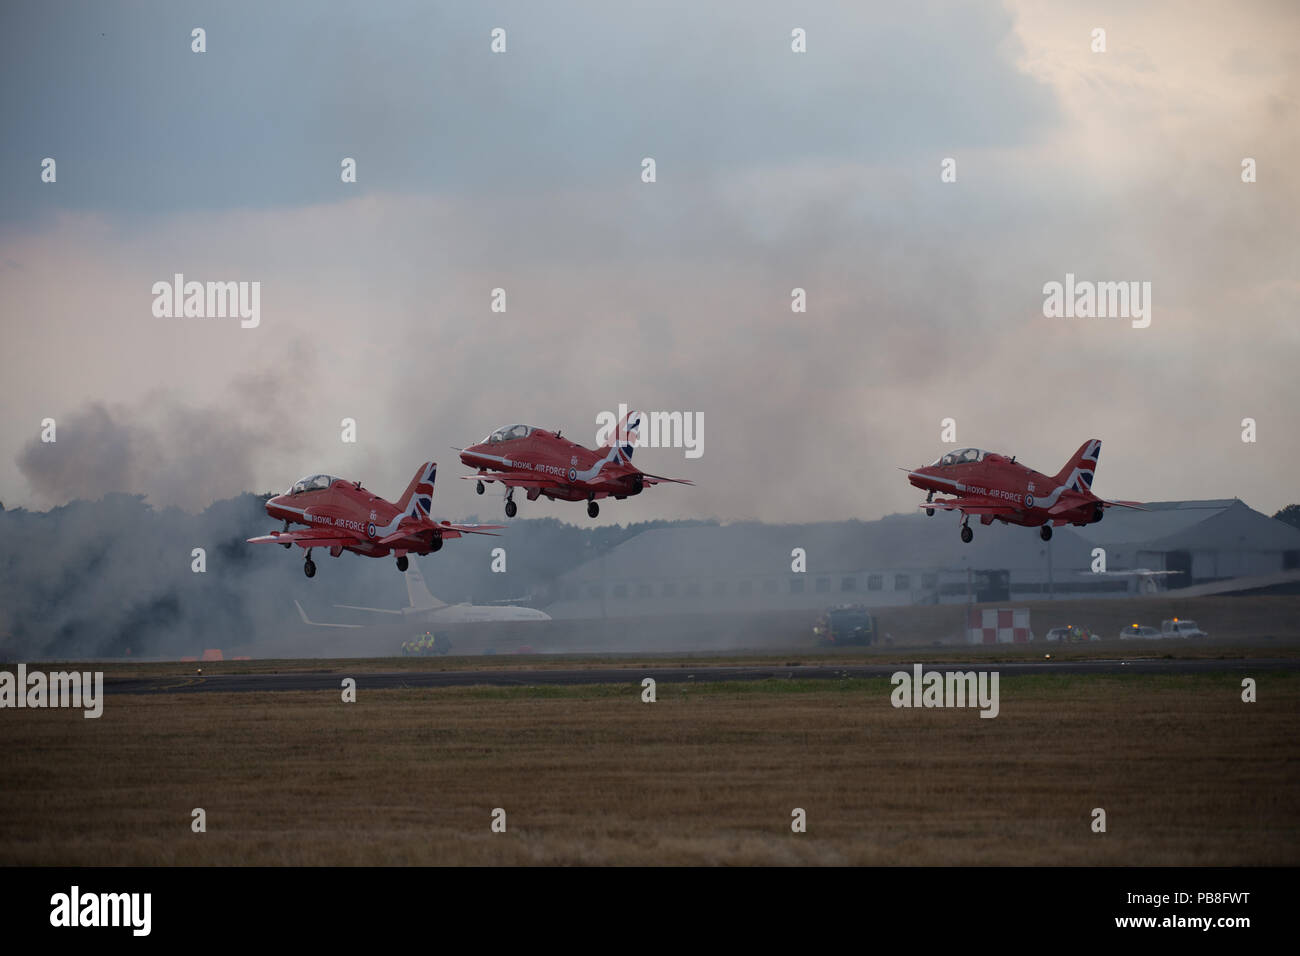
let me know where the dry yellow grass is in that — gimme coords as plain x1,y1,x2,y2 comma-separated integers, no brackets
1,673,1296,865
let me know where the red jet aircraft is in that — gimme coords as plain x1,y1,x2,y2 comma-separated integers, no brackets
459,410,693,518
906,439,1143,543
248,461,503,578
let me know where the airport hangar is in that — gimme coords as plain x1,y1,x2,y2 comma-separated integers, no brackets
539,500,1300,619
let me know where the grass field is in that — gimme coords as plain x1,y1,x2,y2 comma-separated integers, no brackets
2,670,1296,865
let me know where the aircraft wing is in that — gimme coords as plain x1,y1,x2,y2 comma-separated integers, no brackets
295,600,364,628
921,497,1018,516
462,472,558,490
377,520,505,546
437,521,506,536
1048,494,1147,515
247,529,355,549
639,473,695,486
1046,490,1099,515
333,604,404,615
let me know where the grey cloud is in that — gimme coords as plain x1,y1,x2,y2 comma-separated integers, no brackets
0,1,1053,224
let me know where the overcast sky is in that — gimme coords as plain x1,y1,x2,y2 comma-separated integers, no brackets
2,0,1297,524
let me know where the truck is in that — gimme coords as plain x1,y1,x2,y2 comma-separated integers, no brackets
1118,624,1162,639
1160,618,1207,639
1044,624,1099,643
814,605,876,646
401,630,453,656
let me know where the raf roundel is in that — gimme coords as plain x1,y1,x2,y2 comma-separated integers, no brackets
569,467,578,481
367,522,377,538
1025,494,1035,509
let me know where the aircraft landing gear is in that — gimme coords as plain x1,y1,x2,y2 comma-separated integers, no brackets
476,480,485,495
304,549,316,578
504,489,517,518
926,508,935,517
1040,525,1053,541
960,525,973,544
282,518,293,547
925,491,935,517
587,497,600,519
396,554,409,572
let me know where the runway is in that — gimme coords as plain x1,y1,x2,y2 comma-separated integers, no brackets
103,657,1297,695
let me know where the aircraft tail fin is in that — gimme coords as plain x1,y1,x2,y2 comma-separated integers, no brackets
1053,439,1102,493
404,561,447,611
599,409,642,462
395,461,437,519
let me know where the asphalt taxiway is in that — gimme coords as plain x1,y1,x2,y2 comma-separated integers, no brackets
102,657,1296,695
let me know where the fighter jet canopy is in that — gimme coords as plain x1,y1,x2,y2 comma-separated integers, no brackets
485,424,533,443
930,448,994,467
286,474,338,495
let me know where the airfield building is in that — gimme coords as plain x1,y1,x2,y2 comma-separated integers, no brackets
541,499,1300,619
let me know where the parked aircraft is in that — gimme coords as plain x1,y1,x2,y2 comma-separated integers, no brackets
294,560,551,626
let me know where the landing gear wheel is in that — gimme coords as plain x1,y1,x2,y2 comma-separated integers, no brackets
960,525,973,544
304,559,316,578
396,555,409,572
926,508,935,517
1040,525,1053,541
476,480,485,495
504,500,517,518
587,500,600,518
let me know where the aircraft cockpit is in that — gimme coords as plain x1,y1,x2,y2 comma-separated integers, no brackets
286,474,338,495
485,424,533,444
930,448,991,467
